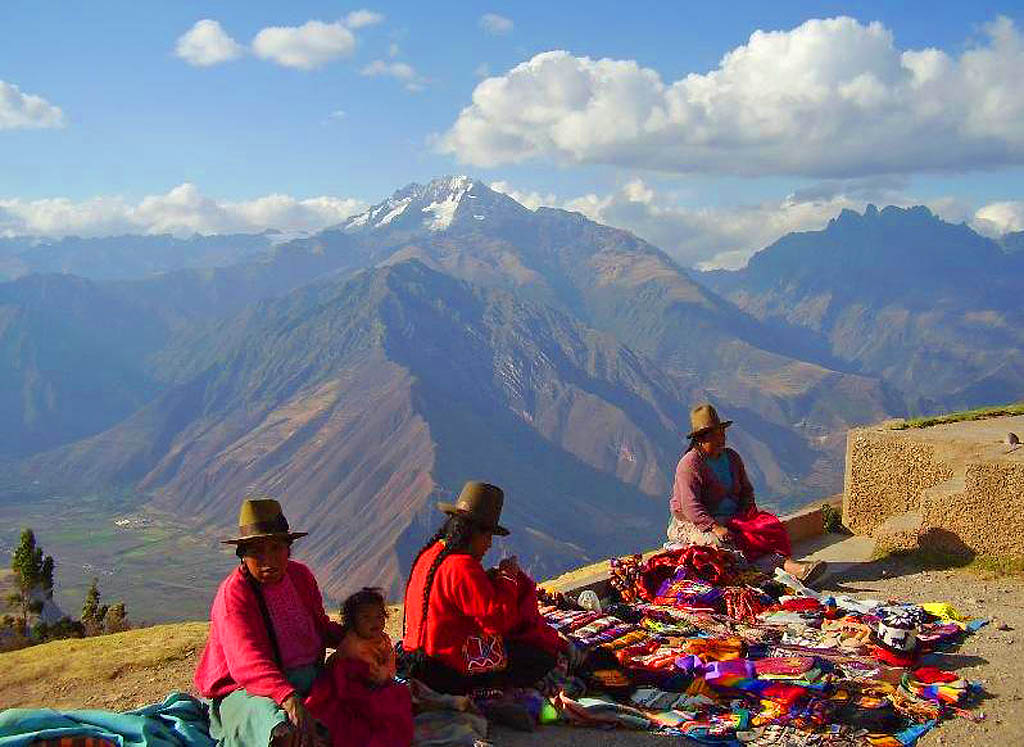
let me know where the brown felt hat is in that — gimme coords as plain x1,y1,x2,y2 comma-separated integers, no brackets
222,498,308,545
437,481,510,536
687,403,733,440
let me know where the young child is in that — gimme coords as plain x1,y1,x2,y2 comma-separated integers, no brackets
336,587,398,685
307,587,413,746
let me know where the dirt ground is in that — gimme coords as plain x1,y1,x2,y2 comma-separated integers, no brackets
1,557,1020,745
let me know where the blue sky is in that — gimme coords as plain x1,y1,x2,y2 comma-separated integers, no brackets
2,1,1023,267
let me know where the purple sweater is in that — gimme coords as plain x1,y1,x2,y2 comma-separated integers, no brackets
669,447,755,531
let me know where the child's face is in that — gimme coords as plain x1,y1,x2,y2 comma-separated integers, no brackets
354,603,386,638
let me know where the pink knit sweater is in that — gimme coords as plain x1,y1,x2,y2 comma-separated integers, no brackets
194,561,344,704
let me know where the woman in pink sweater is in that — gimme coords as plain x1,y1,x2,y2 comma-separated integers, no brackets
194,499,412,747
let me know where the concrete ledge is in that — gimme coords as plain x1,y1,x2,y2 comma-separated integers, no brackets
782,494,841,545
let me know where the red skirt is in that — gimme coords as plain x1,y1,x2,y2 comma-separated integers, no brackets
304,657,414,747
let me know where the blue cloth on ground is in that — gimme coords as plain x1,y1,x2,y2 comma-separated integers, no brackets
0,692,215,747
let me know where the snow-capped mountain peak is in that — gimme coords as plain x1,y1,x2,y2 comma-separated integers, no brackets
342,176,525,233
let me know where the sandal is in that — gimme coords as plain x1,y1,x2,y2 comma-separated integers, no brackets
796,560,828,587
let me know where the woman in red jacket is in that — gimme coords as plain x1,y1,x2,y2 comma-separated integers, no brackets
402,481,566,696
194,498,412,747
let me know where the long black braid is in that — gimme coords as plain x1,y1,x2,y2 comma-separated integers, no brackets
403,515,476,643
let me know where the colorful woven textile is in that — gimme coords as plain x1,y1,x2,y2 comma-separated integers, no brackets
533,547,986,746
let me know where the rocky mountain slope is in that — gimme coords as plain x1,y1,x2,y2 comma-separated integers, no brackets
24,262,685,596
703,205,1024,411
0,232,276,282
2,179,960,600
0,274,166,456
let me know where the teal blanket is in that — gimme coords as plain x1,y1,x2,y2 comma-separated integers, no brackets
0,692,216,747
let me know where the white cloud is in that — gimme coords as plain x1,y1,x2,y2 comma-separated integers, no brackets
480,13,514,35
488,181,557,210
388,42,400,58
252,20,356,70
0,184,367,238
973,201,1024,236
442,16,1024,178
474,63,491,78
175,19,244,67
345,9,385,29
360,60,426,91
490,177,990,269
0,80,65,130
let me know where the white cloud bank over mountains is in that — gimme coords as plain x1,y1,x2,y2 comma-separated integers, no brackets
490,180,1016,270
443,16,1024,178
0,184,366,238
973,201,1024,236
0,80,65,130
2,181,1018,271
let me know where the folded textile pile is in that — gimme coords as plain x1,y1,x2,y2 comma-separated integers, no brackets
535,546,988,746
0,693,216,747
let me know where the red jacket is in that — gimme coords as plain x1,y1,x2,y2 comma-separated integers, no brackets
669,447,755,531
402,542,562,674
194,561,344,704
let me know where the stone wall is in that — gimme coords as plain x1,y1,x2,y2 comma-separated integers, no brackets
843,416,1024,558
843,428,953,534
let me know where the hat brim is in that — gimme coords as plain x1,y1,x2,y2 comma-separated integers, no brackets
437,502,510,536
687,420,732,440
222,531,308,545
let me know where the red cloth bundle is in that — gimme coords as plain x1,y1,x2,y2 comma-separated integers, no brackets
759,682,809,706
913,666,959,684
870,645,917,667
726,508,792,560
780,598,824,613
722,587,766,623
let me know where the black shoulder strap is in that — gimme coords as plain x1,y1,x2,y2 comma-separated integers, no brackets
244,568,284,668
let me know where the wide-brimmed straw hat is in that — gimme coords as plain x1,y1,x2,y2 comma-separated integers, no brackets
687,403,733,439
221,498,308,545
437,481,510,536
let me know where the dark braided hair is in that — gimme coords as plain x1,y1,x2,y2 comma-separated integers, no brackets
403,515,477,642
340,587,387,636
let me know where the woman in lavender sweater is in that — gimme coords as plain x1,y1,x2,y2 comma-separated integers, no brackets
668,404,827,585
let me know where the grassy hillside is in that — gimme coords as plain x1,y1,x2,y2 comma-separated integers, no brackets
0,622,209,711
0,608,402,711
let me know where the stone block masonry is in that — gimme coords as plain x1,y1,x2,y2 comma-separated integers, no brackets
843,414,1024,558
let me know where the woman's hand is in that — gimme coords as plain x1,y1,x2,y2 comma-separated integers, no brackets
498,555,520,576
560,633,586,673
711,524,734,543
281,694,317,747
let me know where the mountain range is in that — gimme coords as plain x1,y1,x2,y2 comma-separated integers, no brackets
703,204,1024,410
2,178,1020,600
